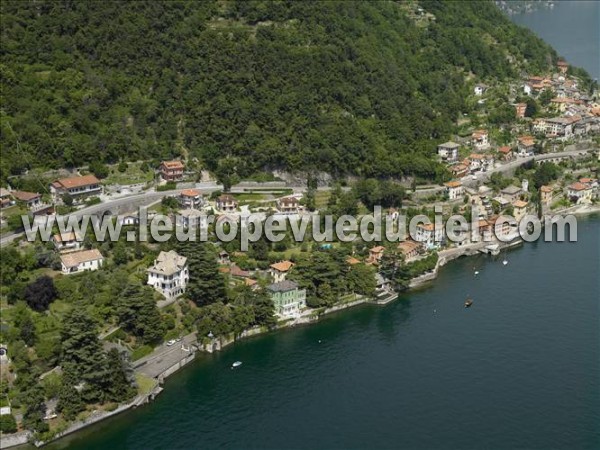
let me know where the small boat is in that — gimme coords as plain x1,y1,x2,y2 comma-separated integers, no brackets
474,270,479,276
502,259,508,266
464,299,473,308
231,361,242,369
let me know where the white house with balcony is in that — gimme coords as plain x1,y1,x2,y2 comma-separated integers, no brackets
179,189,203,209
147,250,189,299
53,231,82,253
444,181,464,201
437,141,460,162
415,223,444,250
50,174,102,201
60,249,104,274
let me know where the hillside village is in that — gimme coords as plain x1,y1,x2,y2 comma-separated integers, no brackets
1,55,599,447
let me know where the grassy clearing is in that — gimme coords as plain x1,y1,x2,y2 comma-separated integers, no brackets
232,193,266,203
104,162,154,186
135,373,158,395
313,191,331,209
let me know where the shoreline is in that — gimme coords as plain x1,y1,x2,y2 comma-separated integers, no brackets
5,205,599,449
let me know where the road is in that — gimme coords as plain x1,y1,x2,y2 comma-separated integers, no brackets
1,146,595,248
0,183,223,247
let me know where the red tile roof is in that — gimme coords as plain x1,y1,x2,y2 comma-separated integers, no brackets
270,260,294,272
54,174,100,189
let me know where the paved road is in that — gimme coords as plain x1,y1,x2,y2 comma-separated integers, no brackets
2,147,595,248
0,184,224,247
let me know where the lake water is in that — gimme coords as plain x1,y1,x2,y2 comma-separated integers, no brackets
510,0,599,79
53,216,599,449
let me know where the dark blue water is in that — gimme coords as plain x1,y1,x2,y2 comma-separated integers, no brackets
511,0,600,79
53,216,600,449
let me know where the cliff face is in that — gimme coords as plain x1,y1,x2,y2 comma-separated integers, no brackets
1,1,556,181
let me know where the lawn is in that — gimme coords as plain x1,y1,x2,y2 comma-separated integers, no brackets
104,162,154,186
232,193,267,203
314,191,331,209
135,373,158,396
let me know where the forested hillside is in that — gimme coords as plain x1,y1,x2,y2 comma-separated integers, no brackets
0,1,557,181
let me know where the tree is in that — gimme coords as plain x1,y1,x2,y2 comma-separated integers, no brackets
347,263,377,297
89,160,109,179
57,371,85,421
117,283,165,344
60,309,108,402
105,349,136,402
62,193,74,207
24,276,57,312
117,161,128,173
0,414,17,433
177,242,226,306
19,314,37,346
20,385,48,433
112,242,129,266
539,88,554,106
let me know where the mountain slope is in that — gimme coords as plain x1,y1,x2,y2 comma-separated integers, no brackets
0,0,557,181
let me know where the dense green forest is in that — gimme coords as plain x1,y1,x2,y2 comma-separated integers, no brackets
1,1,557,181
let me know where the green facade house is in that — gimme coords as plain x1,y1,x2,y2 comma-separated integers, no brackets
267,280,307,319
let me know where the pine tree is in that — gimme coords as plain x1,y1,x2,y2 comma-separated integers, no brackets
60,309,109,403
57,371,85,421
117,283,164,344
177,242,226,306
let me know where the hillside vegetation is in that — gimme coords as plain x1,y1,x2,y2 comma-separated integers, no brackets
0,0,557,182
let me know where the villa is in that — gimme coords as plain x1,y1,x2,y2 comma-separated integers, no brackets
277,196,301,214
269,260,294,283
60,249,104,275
267,280,307,319
471,129,490,151
147,250,189,299
367,246,385,265
52,232,81,253
497,146,514,161
500,185,522,203
179,189,203,209
415,223,444,250
567,182,593,204
512,200,529,222
517,136,536,157
50,174,102,201
437,141,460,162
444,180,464,200
540,185,554,204
215,194,238,212
11,191,42,210
0,188,13,208
397,240,422,262
159,160,185,181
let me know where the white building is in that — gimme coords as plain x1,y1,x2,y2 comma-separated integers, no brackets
472,130,490,150
567,182,593,204
269,260,294,283
60,249,104,275
179,189,203,209
147,250,189,299
415,223,444,250
444,181,464,200
468,154,494,173
474,84,488,96
50,174,102,201
437,141,460,162
53,232,81,253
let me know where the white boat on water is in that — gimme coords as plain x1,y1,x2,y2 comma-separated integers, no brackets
502,260,508,266
232,361,242,368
